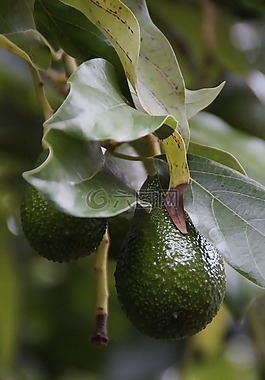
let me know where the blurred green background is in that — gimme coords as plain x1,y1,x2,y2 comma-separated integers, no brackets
1,0,265,379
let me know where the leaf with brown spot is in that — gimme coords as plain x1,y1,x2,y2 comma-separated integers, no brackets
59,0,140,88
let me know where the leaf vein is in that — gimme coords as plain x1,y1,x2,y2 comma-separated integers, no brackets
191,178,265,237
211,190,265,202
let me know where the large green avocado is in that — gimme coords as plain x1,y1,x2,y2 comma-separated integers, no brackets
115,175,226,340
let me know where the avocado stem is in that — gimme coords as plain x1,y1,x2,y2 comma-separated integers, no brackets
144,134,161,156
62,52,78,78
107,150,154,162
91,229,110,346
143,134,161,176
28,64,54,126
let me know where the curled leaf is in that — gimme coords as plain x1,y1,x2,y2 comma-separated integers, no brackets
23,130,140,218
44,58,177,142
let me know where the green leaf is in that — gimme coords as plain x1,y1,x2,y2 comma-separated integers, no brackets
104,143,148,190
0,0,52,69
186,83,225,119
44,58,177,142
35,0,120,66
190,112,265,185
0,0,35,33
185,154,265,288
148,1,251,83
188,142,246,175
23,130,138,217
35,0,132,100
123,0,190,145
59,0,140,88
146,1,206,87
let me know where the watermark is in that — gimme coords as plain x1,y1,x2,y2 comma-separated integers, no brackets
86,188,182,210
86,188,136,209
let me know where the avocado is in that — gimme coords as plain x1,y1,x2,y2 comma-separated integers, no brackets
20,159,107,262
115,175,226,340
21,183,107,262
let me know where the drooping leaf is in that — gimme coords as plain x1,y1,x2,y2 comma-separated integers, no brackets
188,141,246,175
44,58,177,142
23,129,139,218
0,0,52,69
59,0,140,88
123,0,190,145
186,83,225,119
185,154,265,288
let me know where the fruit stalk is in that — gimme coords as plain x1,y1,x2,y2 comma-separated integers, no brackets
91,229,110,346
62,52,78,78
143,134,161,176
28,64,53,124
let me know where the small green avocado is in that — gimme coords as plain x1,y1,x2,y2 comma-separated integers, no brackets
20,184,107,262
115,175,226,340
20,150,107,262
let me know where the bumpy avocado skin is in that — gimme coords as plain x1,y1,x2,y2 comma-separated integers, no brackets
115,176,226,340
20,184,107,262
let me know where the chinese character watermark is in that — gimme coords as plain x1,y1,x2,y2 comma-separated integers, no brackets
86,188,181,210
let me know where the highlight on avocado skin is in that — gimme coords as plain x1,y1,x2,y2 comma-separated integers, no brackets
115,175,226,340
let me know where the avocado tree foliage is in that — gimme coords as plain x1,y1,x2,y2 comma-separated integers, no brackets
1,0,265,347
